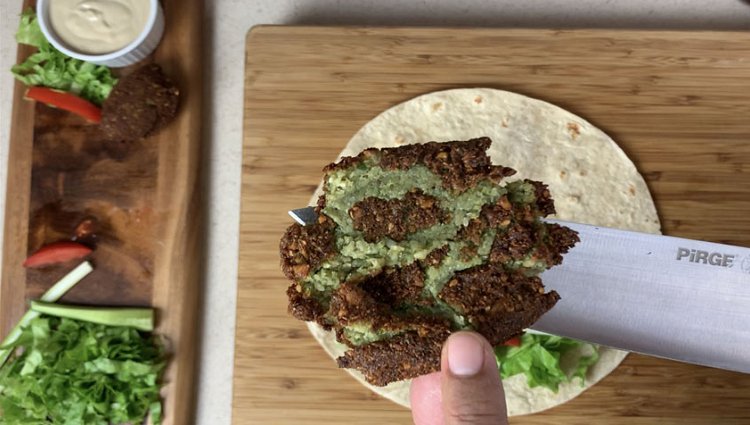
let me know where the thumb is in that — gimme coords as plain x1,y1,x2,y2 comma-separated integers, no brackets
441,332,508,425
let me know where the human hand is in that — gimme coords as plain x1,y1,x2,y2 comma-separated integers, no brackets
410,331,509,425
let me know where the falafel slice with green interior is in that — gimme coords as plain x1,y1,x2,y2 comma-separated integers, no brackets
280,137,578,386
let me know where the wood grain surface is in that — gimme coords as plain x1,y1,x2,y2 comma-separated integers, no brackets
0,1,204,424
236,26,750,424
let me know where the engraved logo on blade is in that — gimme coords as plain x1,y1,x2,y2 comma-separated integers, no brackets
742,256,750,274
676,247,735,267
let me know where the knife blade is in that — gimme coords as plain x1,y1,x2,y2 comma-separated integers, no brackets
288,207,750,374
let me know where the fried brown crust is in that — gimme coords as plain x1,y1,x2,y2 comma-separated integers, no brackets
329,264,427,328
329,281,385,327
471,299,559,347
279,215,336,281
528,180,556,217
287,284,327,324
439,263,559,346
324,138,516,192
337,328,451,386
420,245,449,268
358,263,426,307
330,274,452,349
350,189,449,242
541,223,580,267
100,64,179,142
489,223,535,263
480,195,514,228
457,217,485,247
457,195,515,260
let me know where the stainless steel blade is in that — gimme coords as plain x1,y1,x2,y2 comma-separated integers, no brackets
289,207,318,226
289,207,750,373
534,220,750,373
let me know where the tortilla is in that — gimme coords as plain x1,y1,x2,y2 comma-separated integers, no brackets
305,88,661,415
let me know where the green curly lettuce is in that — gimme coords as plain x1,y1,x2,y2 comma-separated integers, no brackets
11,9,117,105
0,316,165,425
494,333,600,393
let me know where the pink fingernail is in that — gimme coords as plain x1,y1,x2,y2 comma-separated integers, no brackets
447,333,484,377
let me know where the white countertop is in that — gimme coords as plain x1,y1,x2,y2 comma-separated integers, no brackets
1,1,749,423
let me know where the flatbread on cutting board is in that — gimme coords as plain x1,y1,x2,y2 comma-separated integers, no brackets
306,88,661,416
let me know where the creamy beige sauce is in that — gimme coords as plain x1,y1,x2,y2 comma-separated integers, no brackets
49,0,151,55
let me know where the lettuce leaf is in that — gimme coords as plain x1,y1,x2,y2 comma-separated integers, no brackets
0,316,165,425
10,9,117,105
14,9,46,48
494,333,599,393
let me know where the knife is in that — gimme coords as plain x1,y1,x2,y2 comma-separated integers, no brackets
288,207,750,374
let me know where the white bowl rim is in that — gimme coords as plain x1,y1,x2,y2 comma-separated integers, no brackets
36,0,160,62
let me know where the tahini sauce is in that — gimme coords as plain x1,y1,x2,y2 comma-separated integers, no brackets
49,0,151,55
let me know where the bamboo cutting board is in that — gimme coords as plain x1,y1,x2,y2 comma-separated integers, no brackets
1,1,203,424
236,27,750,424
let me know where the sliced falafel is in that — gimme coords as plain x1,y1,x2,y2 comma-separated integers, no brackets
281,138,579,385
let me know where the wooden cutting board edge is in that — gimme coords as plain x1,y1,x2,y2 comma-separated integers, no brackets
236,25,750,425
0,42,34,338
0,1,206,424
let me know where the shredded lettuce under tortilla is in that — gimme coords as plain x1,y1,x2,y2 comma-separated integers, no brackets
494,333,600,393
11,9,117,105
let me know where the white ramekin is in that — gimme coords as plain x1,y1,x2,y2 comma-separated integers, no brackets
36,0,164,68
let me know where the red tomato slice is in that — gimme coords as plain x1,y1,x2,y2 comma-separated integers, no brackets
503,337,521,347
25,87,102,123
23,241,93,268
